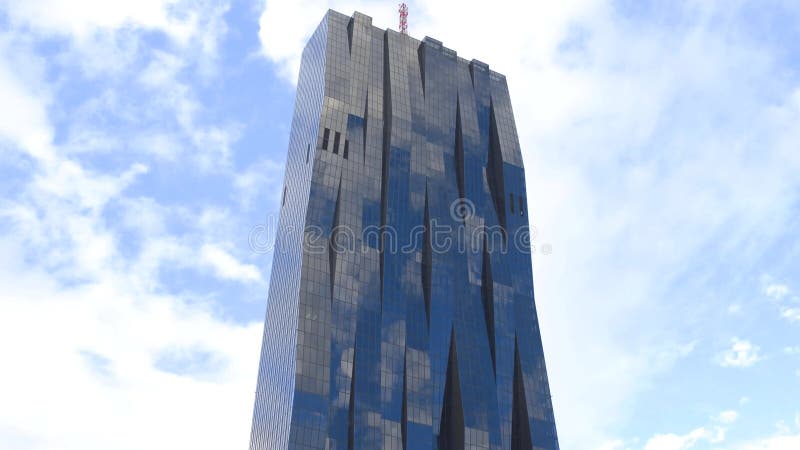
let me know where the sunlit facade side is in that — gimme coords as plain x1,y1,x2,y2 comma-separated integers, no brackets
250,10,559,450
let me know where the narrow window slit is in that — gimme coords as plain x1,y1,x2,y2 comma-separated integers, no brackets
333,131,341,154
343,140,349,159
322,128,330,150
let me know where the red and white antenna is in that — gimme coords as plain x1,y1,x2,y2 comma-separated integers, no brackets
399,3,408,34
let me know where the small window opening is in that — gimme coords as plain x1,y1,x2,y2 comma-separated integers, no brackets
519,196,525,216
306,144,310,163
322,128,330,150
333,131,341,154
343,140,349,159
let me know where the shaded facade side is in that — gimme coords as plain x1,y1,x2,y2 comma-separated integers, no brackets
251,9,559,450
249,15,328,450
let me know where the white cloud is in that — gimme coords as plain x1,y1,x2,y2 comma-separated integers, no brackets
761,278,799,323
718,338,762,368
138,50,186,88
0,242,262,450
1,0,195,44
2,0,231,81
0,39,54,162
0,17,264,448
781,307,800,323
775,420,793,435
643,427,724,450
233,158,286,210
736,434,800,450
132,132,185,161
1,0,237,170
653,341,698,370
766,283,790,300
131,49,242,169
596,439,626,450
112,203,264,288
258,0,328,81
0,94,259,450
642,407,744,450
4,0,236,174
716,410,739,424
258,0,399,81
200,244,263,284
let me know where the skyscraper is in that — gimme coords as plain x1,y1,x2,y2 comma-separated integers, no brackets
250,10,559,450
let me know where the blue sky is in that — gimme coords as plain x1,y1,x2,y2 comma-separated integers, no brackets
0,1,799,449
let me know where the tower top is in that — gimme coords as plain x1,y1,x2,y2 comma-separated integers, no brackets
399,3,408,34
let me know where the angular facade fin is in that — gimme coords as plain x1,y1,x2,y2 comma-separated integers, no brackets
329,177,342,303
418,42,426,96
468,62,476,88
454,95,465,200
347,17,354,55
487,99,507,234
439,327,465,450
379,30,392,297
363,92,369,164
482,234,496,374
422,183,432,329
512,336,534,450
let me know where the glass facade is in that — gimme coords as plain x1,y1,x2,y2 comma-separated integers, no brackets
250,10,559,450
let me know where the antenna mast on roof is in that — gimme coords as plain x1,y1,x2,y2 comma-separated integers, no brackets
399,3,408,34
